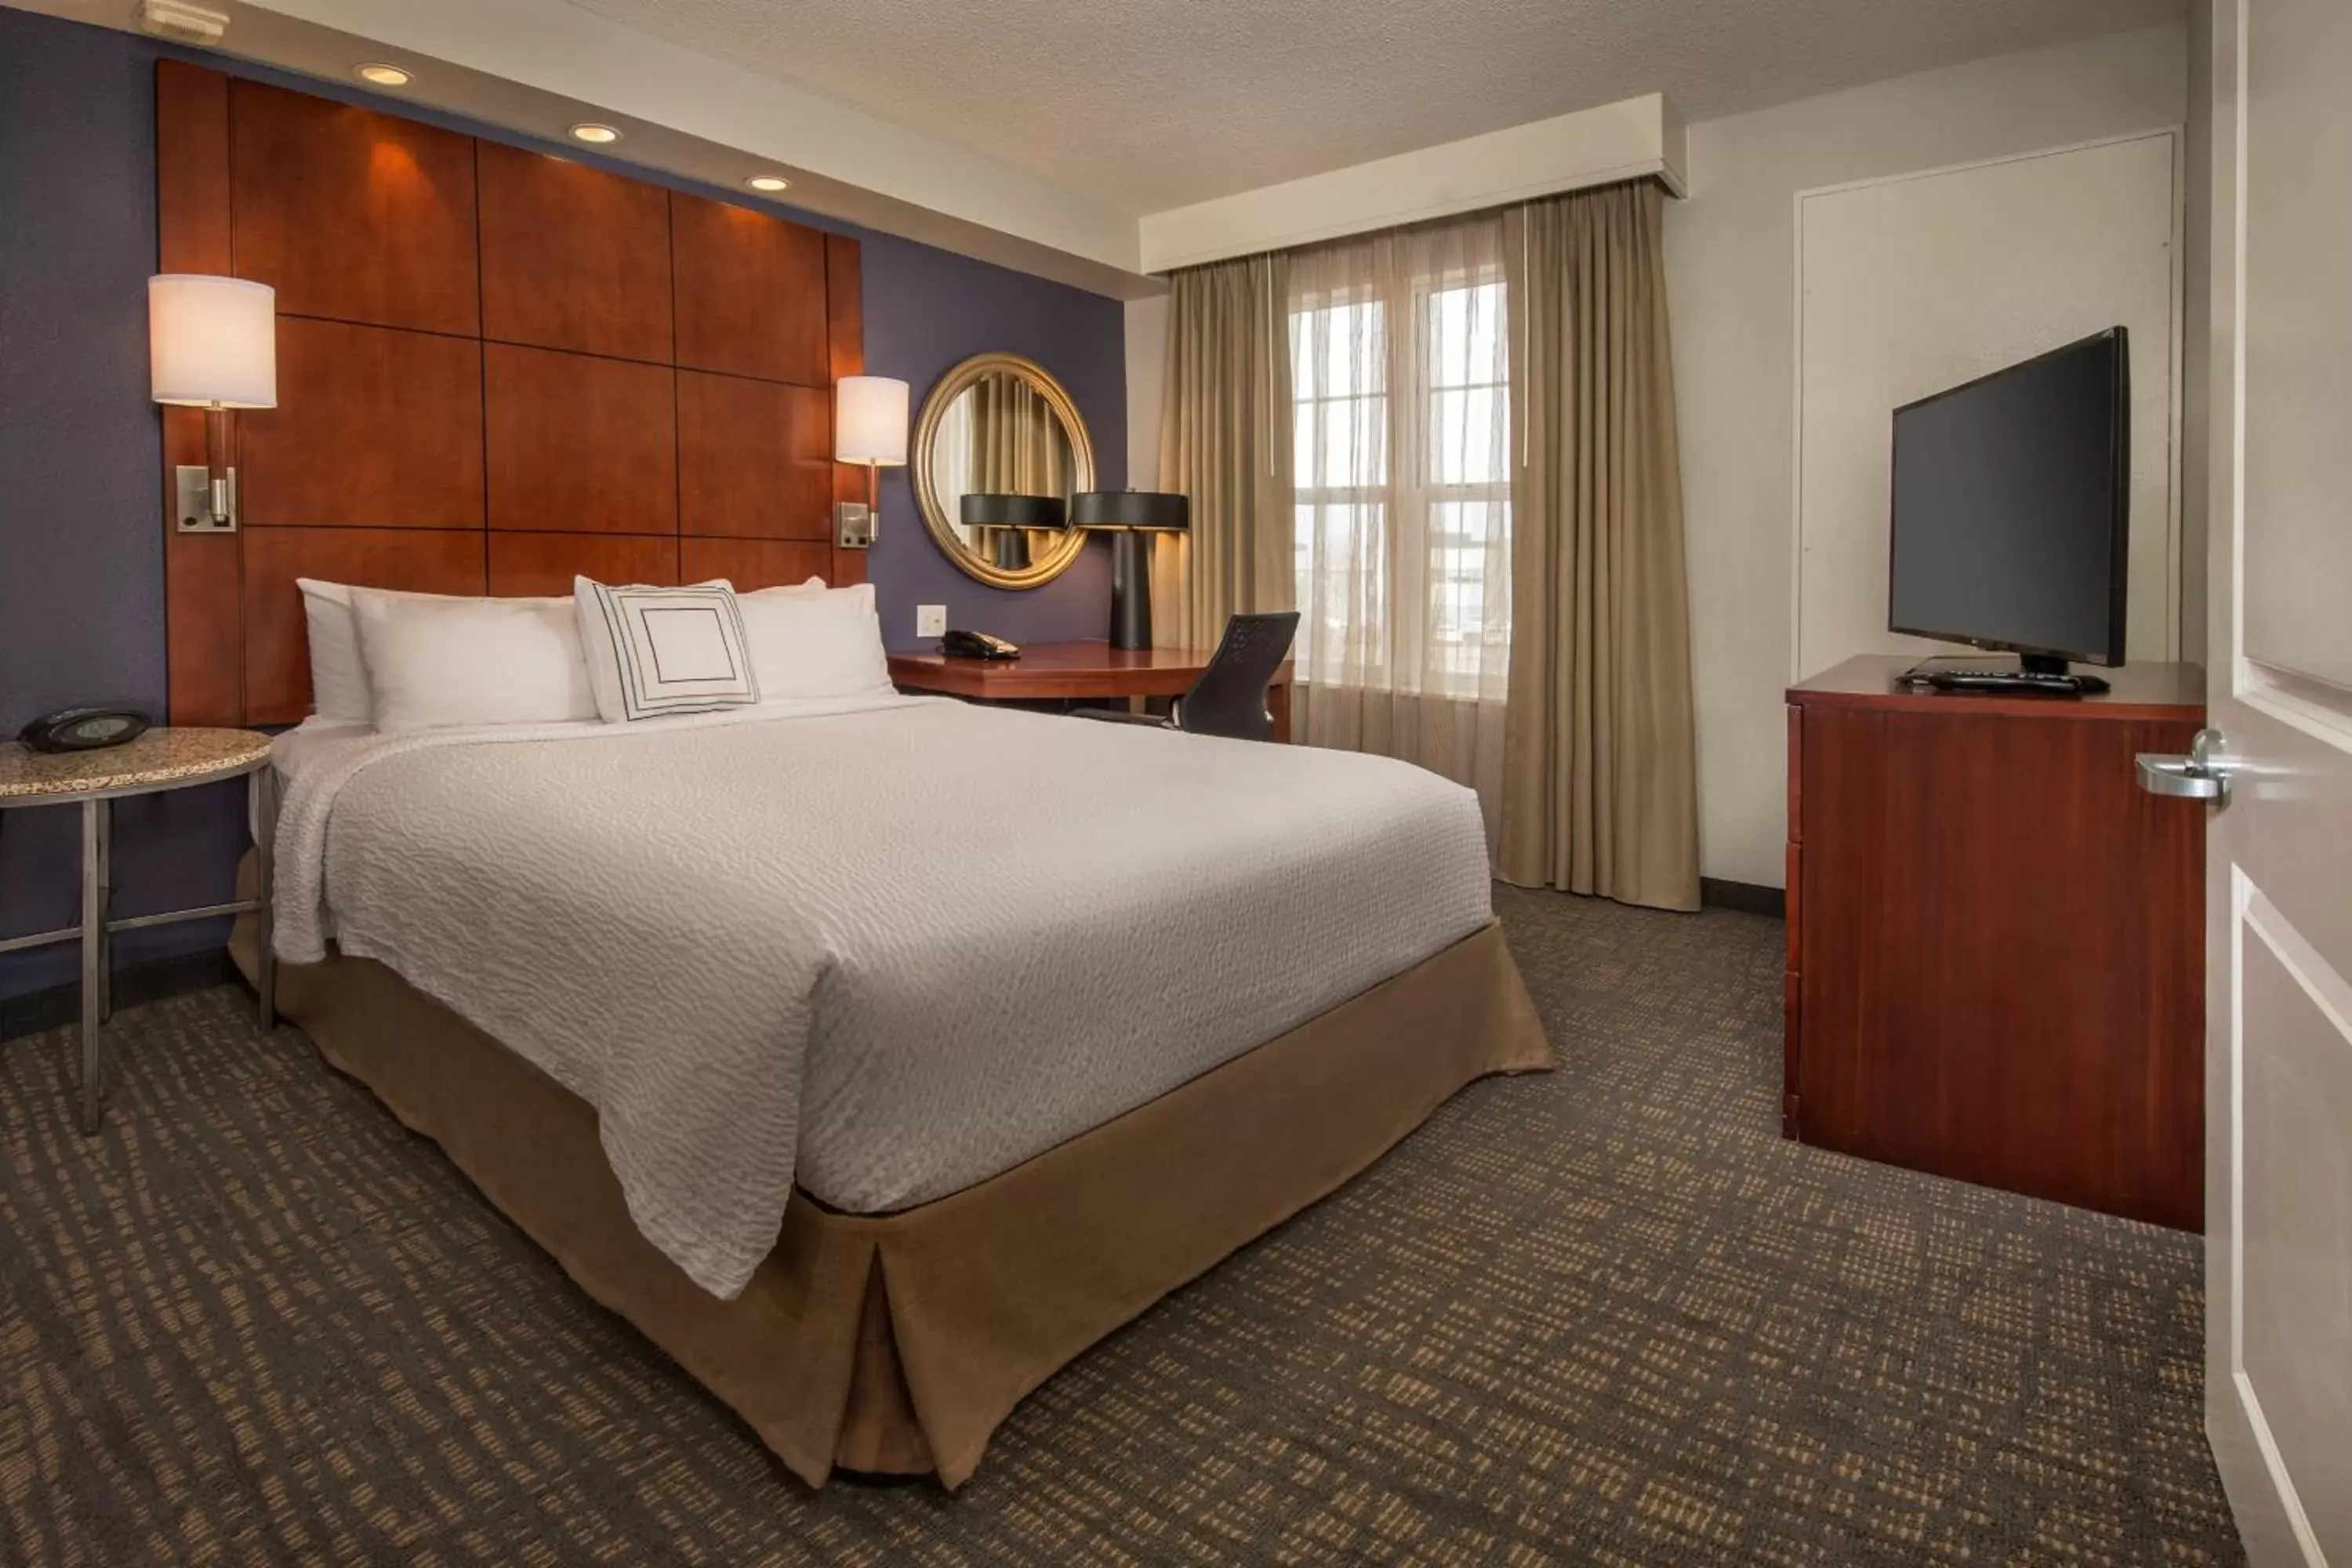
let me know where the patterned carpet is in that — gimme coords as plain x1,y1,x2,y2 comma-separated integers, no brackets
0,889,2240,1565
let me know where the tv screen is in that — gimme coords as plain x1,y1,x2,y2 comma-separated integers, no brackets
1888,328,2129,667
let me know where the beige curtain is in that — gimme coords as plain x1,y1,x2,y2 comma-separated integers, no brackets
1497,181,1700,911
1153,253,1294,652
1285,212,1512,839
968,376,1069,497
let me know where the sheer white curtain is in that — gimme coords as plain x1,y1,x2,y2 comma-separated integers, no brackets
1288,212,1512,840
932,394,975,539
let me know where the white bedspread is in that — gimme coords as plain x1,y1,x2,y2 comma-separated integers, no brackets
271,698,1493,1298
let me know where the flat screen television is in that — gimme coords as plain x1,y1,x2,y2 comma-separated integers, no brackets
1888,326,2129,677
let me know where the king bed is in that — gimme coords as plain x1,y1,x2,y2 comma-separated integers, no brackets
234,691,1551,1487
157,60,1549,1491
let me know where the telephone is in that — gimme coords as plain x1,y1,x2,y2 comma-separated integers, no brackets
942,629,1022,661
19,706,151,753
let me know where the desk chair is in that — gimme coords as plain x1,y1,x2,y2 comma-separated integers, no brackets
1073,612,1299,742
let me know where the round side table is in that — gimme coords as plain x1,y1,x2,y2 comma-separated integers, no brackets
0,728,276,1133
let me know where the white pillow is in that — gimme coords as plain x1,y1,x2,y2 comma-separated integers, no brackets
737,580,895,702
303,579,739,723
299,579,576,724
298,579,372,723
351,593,598,733
298,579,413,723
574,577,759,722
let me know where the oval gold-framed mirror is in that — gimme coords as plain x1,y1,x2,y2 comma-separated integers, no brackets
911,352,1096,590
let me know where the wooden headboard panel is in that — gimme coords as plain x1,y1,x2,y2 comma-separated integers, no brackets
156,62,869,725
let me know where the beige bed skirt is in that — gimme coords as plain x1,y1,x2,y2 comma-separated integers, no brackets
230,904,1551,1489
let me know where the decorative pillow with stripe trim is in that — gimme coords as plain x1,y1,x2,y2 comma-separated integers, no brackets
574,576,760,723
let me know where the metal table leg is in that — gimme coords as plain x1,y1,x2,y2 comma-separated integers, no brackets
78,798,106,1135
252,766,276,1031
95,794,113,1024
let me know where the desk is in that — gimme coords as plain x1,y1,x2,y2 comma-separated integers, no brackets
887,640,1293,742
0,728,276,1133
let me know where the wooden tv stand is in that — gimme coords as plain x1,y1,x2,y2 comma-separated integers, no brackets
1783,655,2205,1229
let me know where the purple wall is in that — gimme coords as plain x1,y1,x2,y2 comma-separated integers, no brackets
0,12,256,1001
0,6,1126,999
861,240,1122,647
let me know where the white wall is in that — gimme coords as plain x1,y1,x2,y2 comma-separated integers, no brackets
1793,131,2182,679
1668,23,2189,887
1125,295,1169,490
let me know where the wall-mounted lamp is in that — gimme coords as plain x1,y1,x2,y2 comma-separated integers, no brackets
149,274,276,533
833,376,909,550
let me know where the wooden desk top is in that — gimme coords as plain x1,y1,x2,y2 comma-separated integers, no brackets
1789,655,2205,721
887,639,1294,701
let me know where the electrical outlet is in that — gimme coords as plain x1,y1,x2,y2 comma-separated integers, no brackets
916,604,948,639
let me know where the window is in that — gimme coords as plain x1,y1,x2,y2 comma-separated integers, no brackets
1291,294,1389,685
1290,272,1509,699
1422,279,1511,692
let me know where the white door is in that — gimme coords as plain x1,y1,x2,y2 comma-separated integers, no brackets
2186,1,2352,1559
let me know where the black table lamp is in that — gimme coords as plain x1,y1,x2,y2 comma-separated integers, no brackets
960,492,1067,572
1073,490,1189,650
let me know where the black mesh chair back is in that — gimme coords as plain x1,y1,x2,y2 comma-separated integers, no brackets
1176,612,1300,742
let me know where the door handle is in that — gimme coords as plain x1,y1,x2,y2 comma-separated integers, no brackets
2136,728,2234,802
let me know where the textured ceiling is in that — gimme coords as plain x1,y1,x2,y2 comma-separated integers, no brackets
558,0,2184,214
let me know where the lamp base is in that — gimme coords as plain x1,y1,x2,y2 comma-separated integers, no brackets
1109,531,1152,651
173,465,238,532
833,501,873,548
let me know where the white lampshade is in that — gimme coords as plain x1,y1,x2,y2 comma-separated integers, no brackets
835,376,909,466
149,274,278,408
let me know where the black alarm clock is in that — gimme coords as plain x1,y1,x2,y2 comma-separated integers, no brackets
18,707,151,753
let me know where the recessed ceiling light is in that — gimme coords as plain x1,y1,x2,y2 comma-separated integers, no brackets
355,63,412,87
569,123,621,145
746,175,791,194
